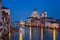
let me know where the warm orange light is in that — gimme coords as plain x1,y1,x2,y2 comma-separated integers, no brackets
50,23,59,28
19,28,23,40
53,30,56,40
19,32,23,40
20,21,25,25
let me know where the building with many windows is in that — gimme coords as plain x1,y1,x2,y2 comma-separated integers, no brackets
26,8,60,28
0,0,10,39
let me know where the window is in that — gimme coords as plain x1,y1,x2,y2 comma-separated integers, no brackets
0,22,2,26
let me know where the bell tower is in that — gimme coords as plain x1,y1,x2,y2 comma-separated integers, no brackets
41,11,47,17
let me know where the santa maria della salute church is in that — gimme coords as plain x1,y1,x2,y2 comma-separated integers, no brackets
0,0,60,40
31,8,47,18
20,7,60,29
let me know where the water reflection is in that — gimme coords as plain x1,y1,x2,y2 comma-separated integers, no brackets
29,27,32,40
44,29,53,40
19,28,23,40
41,27,43,40
32,27,40,40
25,27,29,40
57,31,60,40
11,27,60,40
53,29,56,40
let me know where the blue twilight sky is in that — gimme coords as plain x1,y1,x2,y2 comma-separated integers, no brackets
2,0,60,21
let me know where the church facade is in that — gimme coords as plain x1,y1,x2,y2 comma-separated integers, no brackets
26,8,60,28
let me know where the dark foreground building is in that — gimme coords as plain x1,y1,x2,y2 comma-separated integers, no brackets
0,0,10,40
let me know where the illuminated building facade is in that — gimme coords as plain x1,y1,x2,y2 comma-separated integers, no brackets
0,0,10,38
26,8,60,28
2,6,10,32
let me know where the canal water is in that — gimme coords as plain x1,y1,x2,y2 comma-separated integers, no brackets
11,27,60,40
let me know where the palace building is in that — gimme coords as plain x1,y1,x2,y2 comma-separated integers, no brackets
0,0,10,38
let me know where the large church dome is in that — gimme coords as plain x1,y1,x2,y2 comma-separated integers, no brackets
31,8,40,18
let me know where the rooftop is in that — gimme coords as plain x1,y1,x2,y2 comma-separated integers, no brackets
2,6,9,9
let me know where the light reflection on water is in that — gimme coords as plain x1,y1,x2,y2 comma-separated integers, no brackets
44,29,53,40
11,27,60,40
